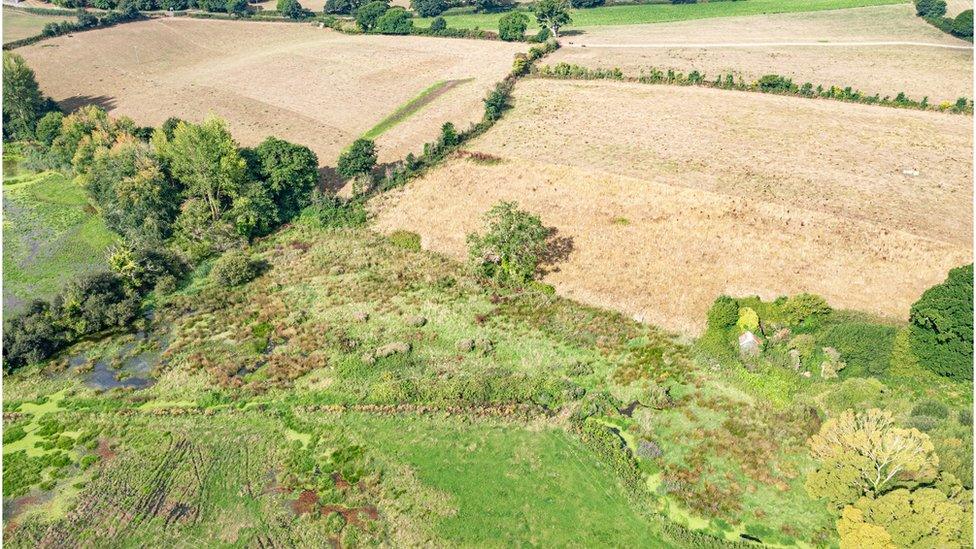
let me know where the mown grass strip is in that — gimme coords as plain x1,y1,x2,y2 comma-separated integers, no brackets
417,0,907,30
361,79,472,140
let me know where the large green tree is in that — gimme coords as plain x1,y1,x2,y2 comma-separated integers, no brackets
355,0,389,30
253,137,320,221
336,138,377,178
3,52,47,140
159,117,246,222
533,0,570,37
909,264,973,381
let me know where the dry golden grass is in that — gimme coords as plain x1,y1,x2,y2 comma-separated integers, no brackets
372,79,973,334
546,5,973,103
17,18,522,165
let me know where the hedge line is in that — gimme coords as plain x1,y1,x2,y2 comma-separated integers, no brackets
534,62,974,114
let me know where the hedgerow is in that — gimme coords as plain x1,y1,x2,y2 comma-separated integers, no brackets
533,62,974,114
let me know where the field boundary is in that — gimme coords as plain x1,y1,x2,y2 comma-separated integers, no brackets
532,62,974,113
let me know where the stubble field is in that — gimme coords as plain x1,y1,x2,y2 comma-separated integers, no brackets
545,5,973,104
16,18,523,166
372,78,974,334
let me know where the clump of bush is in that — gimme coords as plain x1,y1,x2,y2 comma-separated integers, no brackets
908,264,973,381
781,293,831,327
209,249,260,287
410,0,445,16
467,201,550,285
915,0,946,17
375,6,413,33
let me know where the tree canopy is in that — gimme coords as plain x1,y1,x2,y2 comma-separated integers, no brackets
909,264,973,381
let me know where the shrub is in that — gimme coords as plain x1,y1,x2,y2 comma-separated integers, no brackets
915,0,946,17
467,201,550,285
54,272,141,337
439,122,458,147
299,190,368,228
210,249,259,287
757,74,795,93
375,7,413,33
818,321,897,377
226,0,248,14
781,293,831,327
706,296,739,330
735,307,759,333
498,11,528,41
570,0,602,7
909,264,973,381
429,15,446,30
355,0,389,30
388,230,421,251
953,9,973,37
483,80,513,121
912,399,950,419
277,0,308,17
324,0,364,14
474,0,513,12
34,111,64,146
411,0,445,16
2,301,65,372
959,408,973,426
336,138,377,178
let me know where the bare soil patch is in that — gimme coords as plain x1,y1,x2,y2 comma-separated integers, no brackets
372,79,973,334
17,18,522,165
547,5,973,103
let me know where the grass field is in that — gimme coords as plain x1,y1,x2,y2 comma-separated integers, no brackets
2,156,117,314
372,78,973,334
545,4,973,104
417,0,908,30
16,18,522,166
2,9,69,44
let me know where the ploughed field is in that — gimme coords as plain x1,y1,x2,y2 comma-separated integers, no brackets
16,18,523,166
372,78,974,334
544,5,974,104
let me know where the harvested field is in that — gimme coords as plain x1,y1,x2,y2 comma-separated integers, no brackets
16,18,522,166
372,79,973,334
946,0,973,16
546,5,973,103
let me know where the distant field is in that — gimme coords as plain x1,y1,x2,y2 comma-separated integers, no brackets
373,79,973,334
545,5,973,104
417,0,907,30
16,19,522,166
2,9,69,43
2,162,116,314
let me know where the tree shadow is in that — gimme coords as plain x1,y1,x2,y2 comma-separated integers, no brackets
538,228,574,275
317,165,345,194
58,95,117,113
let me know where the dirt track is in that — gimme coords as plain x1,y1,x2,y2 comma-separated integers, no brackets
373,79,973,334
547,5,973,103
17,18,522,166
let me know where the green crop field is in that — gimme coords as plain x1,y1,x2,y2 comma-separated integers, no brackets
417,0,908,30
2,157,117,314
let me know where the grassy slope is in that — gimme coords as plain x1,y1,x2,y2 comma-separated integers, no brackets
2,157,117,313
417,0,908,30
2,10,69,44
